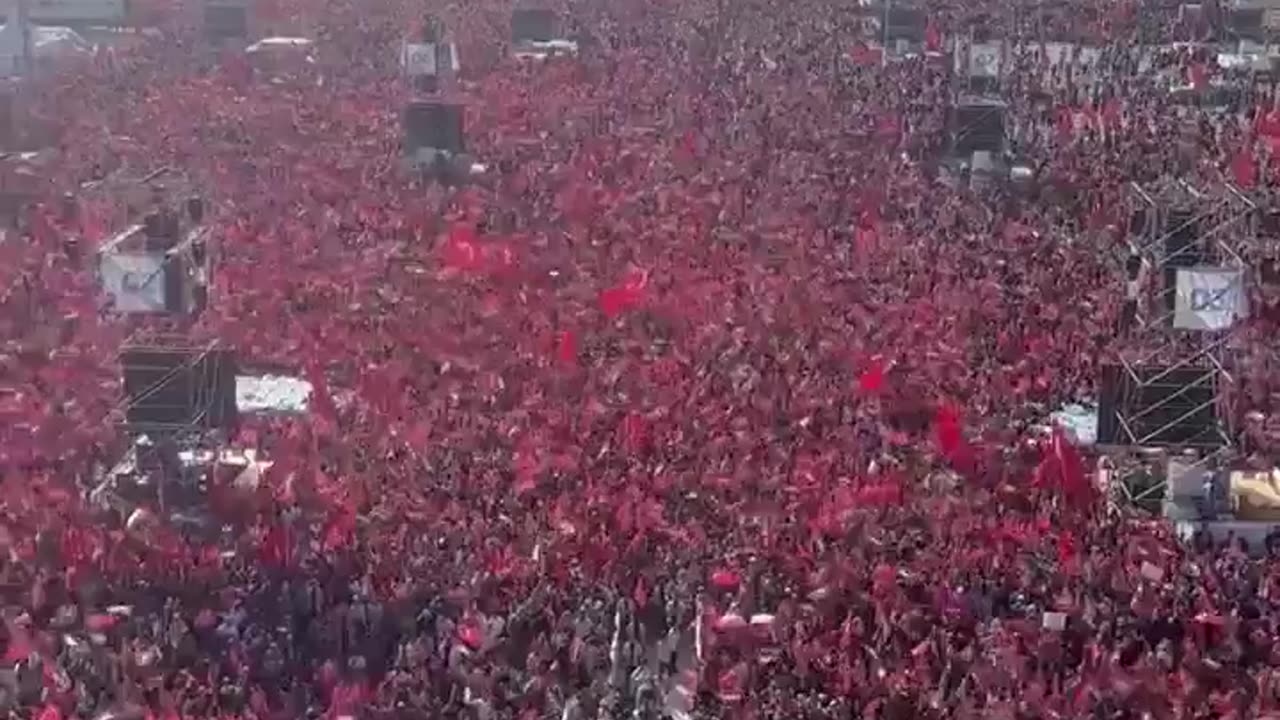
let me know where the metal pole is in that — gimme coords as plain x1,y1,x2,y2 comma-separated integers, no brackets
16,0,32,76
881,0,890,67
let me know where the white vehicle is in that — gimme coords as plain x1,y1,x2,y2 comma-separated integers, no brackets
245,36,314,54
512,38,578,61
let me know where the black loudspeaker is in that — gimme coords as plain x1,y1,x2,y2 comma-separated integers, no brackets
143,212,180,252
192,284,209,315
952,103,1005,155
187,197,204,224
1163,210,1203,268
1129,209,1147,237
512,9,556,43
422,15,442,43
1229,8,1264,40
414,74,440,94
204,4,248,40
1096,364,1223,448
1261,209,1280,237
0,92,13,149
886,7,926,42
1125,253,1142,281
403,102,464,153
164,256,184,314
191,236,207,267
121,346,238,430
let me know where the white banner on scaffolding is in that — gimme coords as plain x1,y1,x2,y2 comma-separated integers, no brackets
967,42,1002,78
1173,267,1247,331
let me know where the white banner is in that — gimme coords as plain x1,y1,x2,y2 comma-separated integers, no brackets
967,42,1001,78
1173,267,1247,331
402,42,437,76
27,0,126,23
99,252,167,313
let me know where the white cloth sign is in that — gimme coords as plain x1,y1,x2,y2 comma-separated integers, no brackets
99,252,167,313
1042,612,1067,631
1173,267,1247,331
402,42,437,76
967,42,1001,78
1139,561,1165,583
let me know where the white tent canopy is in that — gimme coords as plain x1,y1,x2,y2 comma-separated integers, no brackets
0,23,92,74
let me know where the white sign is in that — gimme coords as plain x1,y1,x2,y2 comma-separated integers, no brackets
1139,561,1165,583
967,42,1002,78
1173,267,1247,331
402,42,437,77
24,0,125,23
401,42,459,77
99,252,167,313
1042,612,1067,631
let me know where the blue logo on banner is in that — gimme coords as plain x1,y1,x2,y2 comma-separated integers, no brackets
1190,286,1231,312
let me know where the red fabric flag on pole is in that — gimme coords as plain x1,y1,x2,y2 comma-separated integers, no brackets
1188,63,1208,91
924,21,942,52
1034,427,1092,508
857,359,886,393
555,329,578,366
933,402,979,478
1231,150,1258,189
933,403,964,457
849,42,882,67
305,362,337,421
322,507,356,551
599,269,648,319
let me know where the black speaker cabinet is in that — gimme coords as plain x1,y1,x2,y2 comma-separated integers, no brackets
1096,364,1223,448
952,103,1006,156
121,346,238,430
1163,210,1204,268
403,102,465,153
205,4,248,40
512,9,556,43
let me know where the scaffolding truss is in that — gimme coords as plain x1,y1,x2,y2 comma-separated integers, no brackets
1104,179,1255,453
112,332,235,436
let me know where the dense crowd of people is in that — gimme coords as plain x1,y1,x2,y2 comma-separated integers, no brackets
2,0,1280,717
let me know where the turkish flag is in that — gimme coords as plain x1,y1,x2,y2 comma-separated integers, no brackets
924,22,942,52
1231,150,1258,189
858,359,886,393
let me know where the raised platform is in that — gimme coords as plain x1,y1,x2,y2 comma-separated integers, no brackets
1172,519,1280,552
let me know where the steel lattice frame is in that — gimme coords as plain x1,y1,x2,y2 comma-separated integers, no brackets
1112,179,1255,453
111,332,227,436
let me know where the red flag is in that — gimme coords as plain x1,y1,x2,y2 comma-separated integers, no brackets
1056,107,1076,139
933,403,979,478
933,404,963,456
1052,429,1089,501
1231,150,1258,189
924,22,942,52
1057,531,1080,573
620,412,649,454
1188,63,1208,91
857,359,886,393
849,42,882,67
261,524,289,567
442,223,480,271
710,568,741,589
1035,427,1091,507
322,507,356,551
305,362,337,421
555,329,577,365
599,270,648,319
